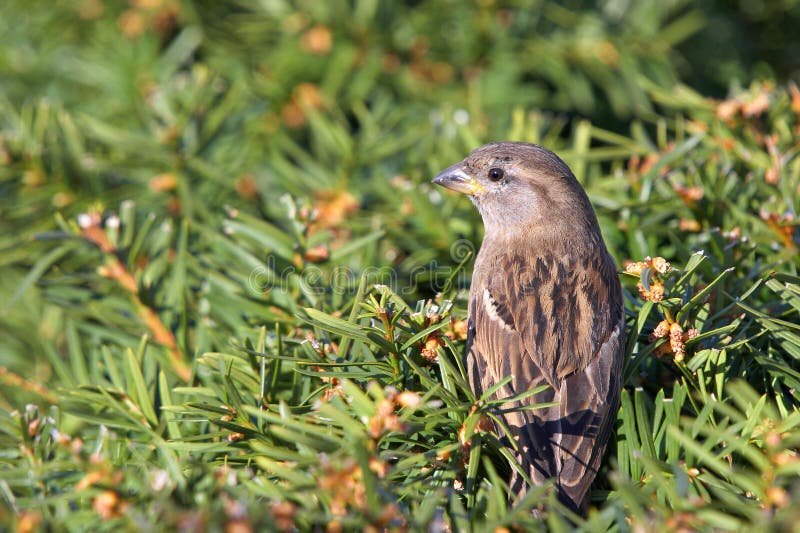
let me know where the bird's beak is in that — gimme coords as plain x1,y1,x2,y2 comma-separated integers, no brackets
432,164,484,196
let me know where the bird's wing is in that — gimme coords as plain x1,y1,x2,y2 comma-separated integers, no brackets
467,250,624,510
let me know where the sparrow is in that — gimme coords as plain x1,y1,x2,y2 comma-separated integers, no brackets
433,142,624,513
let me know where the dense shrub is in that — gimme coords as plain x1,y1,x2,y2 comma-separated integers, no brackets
1,1,798,530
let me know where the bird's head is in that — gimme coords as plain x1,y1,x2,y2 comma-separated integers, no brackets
433,142,599,242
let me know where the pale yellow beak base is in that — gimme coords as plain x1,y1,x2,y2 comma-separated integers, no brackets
432,165,484,195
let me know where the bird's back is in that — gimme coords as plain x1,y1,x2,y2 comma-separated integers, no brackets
466,238,624,512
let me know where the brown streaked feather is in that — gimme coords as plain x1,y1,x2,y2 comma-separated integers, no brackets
467,246,623,512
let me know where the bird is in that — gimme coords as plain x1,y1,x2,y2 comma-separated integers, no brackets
433,142,624,513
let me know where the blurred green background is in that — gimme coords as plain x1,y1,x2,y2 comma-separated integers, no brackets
1,1,800,531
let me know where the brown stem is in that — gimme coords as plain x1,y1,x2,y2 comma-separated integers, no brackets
81,216,191,382
0,366,57,404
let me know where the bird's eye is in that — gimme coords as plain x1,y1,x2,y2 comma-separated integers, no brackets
488,168,504,181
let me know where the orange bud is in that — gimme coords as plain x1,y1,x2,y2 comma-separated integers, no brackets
301,25,332,55
716,99,740,121
649,281,665,302
270,501,297,533
765,486,789,508
742,90,770,117
421,336,442,362
17,511,42,533
683,329,699,341
679,218,701,232
448,318,468,340
397,391,422,408
670,322,685,362
765,431,782,448
368,456,388,478
626,261,645,275
93,490,125,519
304,245,329,263
649,256,670,274
149,172,178,192
651,320,670,339
235,174,258,200
118,9,145,37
